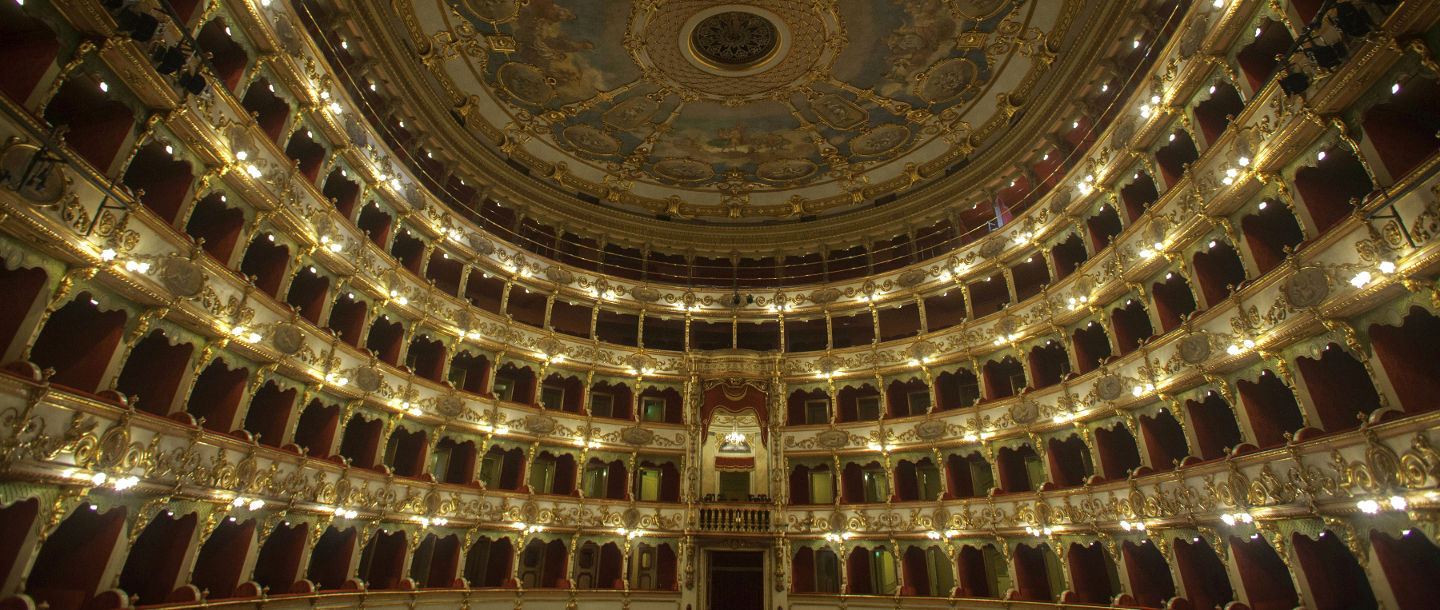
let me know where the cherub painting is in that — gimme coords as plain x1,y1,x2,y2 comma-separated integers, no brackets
508,0,626,101
878,0,958,92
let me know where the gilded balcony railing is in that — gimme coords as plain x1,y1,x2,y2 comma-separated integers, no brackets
697,505,773,533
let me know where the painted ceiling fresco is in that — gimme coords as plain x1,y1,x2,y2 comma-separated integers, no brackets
403,0,1076,220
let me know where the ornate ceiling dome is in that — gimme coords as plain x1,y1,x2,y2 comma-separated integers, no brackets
383,0,1105,230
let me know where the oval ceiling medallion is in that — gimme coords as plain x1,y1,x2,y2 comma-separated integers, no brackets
756,158,817,182
918,58,978,103
563,125,621,155
850,125,910,156
497,63,553,105
810,94,868,130
654,158,715,182
602,96,660,131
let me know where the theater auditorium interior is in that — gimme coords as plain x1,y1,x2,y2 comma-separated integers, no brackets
0,0,1437,609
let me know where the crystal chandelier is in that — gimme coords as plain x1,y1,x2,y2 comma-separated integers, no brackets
723,418,746,446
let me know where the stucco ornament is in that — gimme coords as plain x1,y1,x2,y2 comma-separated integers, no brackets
1008,400,1039,425
810,287,840,306
816,428,849,448
524,413,557,435
915,418,947,440
621,426,654,446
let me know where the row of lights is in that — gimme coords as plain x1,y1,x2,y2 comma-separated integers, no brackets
99,249,151,273
232,496,267,511
1357,495,1408,514
71,470,141,490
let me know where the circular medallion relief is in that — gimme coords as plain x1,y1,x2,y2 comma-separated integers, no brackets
467,233,496,255
1096,374,1125,401
271,324,305,355
915,419,947,440
622,507,643,529
810,287,840,305
161,258,205,297
1112,115,1138,146
995,314,1023,338
979,239,1006,259
1009,401,1039,425
933,508,952,530
816,429,849,448
0,144,67,203
1049,187,1073,216
692,11,779,68
622,426,655,446
1179,333,1212,365
543,266,576,285
438,395,467,418
1285,267,1330,309
524,413,557,435
273,17,302,56
897,269,927,288
354,366,383,393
